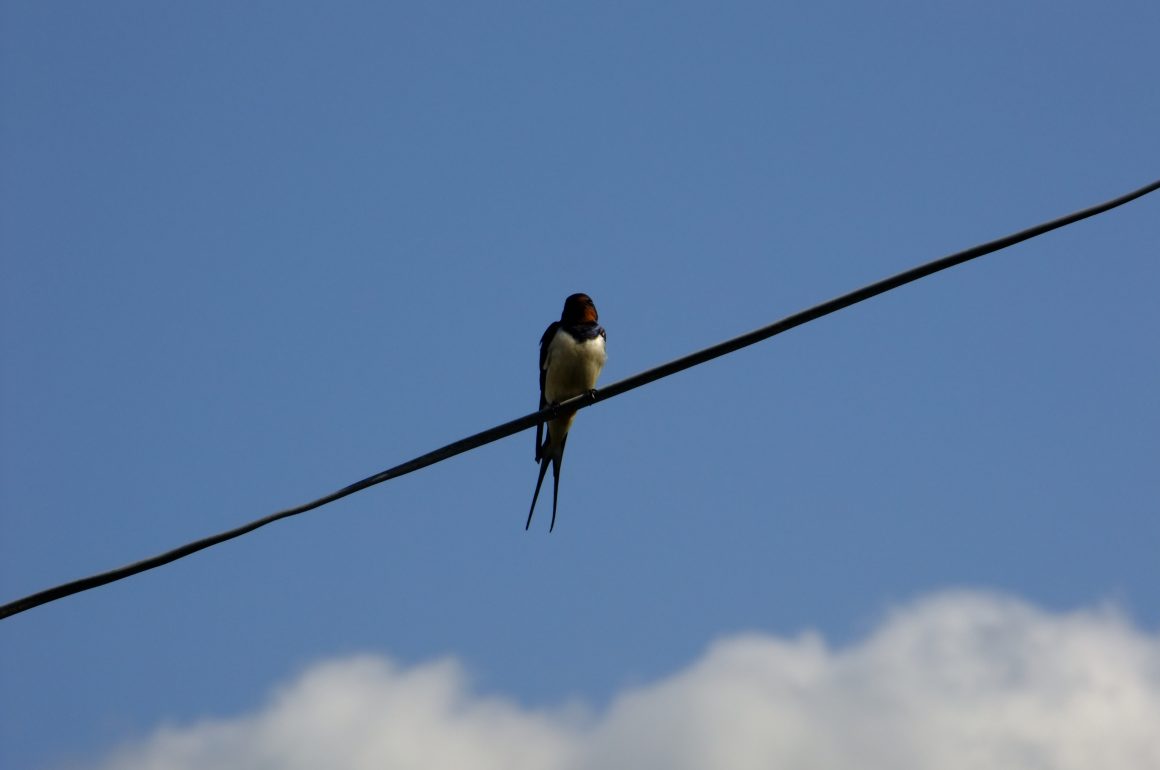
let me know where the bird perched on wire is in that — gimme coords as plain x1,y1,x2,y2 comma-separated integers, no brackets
526,293,607,532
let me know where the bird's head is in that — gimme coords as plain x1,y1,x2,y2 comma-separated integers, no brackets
561,293,599,325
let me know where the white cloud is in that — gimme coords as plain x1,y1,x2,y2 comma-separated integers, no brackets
99,591,1160,770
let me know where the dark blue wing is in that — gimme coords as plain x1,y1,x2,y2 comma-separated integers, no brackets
535,321,559,461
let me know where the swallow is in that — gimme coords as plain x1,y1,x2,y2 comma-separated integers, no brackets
526,293,607,532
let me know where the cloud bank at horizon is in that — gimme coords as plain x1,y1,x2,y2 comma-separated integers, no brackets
97,590,1160,770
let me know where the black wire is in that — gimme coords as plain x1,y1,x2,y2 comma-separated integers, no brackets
2,177,1157,621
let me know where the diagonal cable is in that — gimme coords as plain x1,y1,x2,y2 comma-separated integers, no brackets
2,177,1157,620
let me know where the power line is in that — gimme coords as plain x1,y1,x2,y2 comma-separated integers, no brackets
2,177,1157,621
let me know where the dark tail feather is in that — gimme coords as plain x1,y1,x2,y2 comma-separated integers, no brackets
548,435,567,532
526,454,551,530
549,454,562,532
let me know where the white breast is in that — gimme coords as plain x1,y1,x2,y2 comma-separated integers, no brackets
543,330,607,404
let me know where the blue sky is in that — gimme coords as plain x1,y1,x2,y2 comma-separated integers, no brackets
2,3,1158,768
